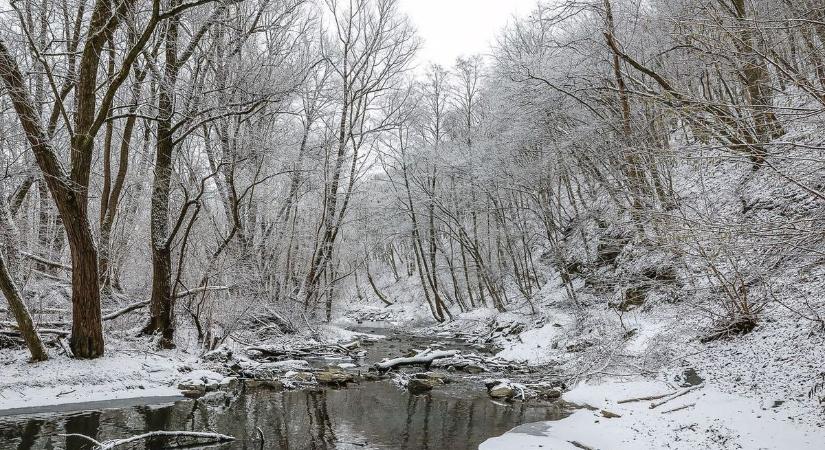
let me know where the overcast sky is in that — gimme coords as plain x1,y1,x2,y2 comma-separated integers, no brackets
398,0,536,69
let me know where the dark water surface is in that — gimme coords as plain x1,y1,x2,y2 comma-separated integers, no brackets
0,380,567,449
0,330,568,449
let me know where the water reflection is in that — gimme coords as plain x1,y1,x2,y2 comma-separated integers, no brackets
0,380,568,450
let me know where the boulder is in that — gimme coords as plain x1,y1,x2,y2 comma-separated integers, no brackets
489,384,515,399
539,388,562,400
286,371,315,382
316,368,354,385
407,378,439,394
202,345,232,362
245,379,284,390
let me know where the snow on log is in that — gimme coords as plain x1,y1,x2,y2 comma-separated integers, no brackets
62,430,235,449
375,348,460,371
102,300,150,321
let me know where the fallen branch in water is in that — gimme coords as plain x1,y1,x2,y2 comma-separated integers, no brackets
649,384,704,409
62,430,235,449
375,348,460,371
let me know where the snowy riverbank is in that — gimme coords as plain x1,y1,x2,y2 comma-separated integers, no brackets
481,379,825,449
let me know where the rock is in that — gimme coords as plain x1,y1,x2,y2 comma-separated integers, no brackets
286,371,315,382
177,369,226,393
539,388,562,400
489,384,515,399
316,368,354,385
463,364,486,374
407,372,449,394
600,409,621,418
180,387,206,399
407,378,439,394
259,359,311,371
413,372,448,381
202,345,232,362
363,372,383,381
245,379,284,390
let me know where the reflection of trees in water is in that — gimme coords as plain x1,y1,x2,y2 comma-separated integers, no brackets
0,418,43,450
306,390,335,449
64,412,100,450
0,381,568,450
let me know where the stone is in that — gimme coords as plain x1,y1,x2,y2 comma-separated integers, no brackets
316,369,354,384
202,345,232,362
180,386,206,398
540,388,562,400
489,384,515,399
407,378,439,394
245,379,284,390
287,371,315,382
463,364,486,374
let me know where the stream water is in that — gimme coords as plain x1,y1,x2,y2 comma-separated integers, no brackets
0,329,569,449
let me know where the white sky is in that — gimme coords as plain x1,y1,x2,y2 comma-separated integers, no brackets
398,0,536,68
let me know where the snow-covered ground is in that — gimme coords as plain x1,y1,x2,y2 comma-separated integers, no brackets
0,348,186,411
481,380,825,450
338,255,825,450
0,323,375,413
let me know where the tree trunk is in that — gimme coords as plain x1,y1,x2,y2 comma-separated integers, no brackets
0,199,48,361
145,11,179,348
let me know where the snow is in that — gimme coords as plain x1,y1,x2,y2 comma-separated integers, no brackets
0,349,184,411
481,380,825,450
495,314,572,363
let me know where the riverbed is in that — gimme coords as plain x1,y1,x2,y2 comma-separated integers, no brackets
0,329,569,449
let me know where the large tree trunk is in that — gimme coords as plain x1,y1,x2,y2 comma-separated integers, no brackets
64,214,105,357
145,10,179,348
0,37,105,359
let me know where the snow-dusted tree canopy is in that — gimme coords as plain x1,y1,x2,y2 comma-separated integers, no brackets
0,0,823,448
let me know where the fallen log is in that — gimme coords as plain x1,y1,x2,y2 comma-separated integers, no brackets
246,343,358,361
62,431,235,449
20,251,72,271
1,326,69,337
175,285,231,299
661,402,696,414
102,300,149,321
649,384,704,409
617,391,675,404
375,348,460,371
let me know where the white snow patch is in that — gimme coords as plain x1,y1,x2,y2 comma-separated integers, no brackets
481,380,825,450
0,350,185,411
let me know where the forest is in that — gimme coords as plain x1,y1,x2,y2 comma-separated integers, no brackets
0,0,824,449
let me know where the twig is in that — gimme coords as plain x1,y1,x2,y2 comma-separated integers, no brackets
256,426,265,450
59,434,104,447
68,430,236,449
649,384,704,409
617,391,676,404
661,402,696,414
